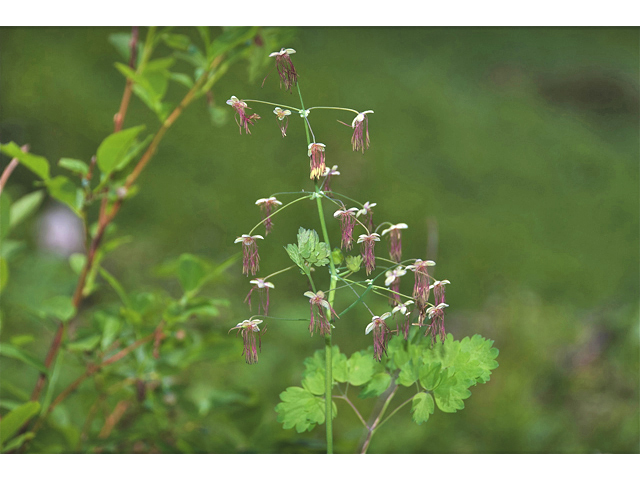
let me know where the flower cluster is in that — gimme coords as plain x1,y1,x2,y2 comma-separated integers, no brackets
229,47,453,365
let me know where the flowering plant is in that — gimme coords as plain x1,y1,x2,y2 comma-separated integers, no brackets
229,48,499,453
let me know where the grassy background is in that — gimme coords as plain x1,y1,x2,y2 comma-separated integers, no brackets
0,26,638,453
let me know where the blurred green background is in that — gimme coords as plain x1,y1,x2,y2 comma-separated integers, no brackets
0,27,638,453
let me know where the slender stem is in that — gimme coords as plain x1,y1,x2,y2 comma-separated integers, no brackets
0,145,29,196
360,383,399,454
333,394,368,429
242,99,301,112
113,26,139,132
298,80,337,454
307,106,359,115
372,395,415,432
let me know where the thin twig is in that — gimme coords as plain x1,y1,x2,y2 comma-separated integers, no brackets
0,145,29,196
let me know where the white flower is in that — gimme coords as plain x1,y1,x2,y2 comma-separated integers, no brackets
273,107,291,120
357,233,380,243
351,110,374,128
333,207,358,218
322,165,340,177
381,223,409,237
234,234,264,245
365,312,391,335
231,318,263,332
430,280,451,290
308,143,326,156
226,95,246,108
357,201,376,218
304,290,330,309
250,278,275,289
255,196,282,206
392,300,414,316
384,266,407,286
269,48,296,58
426,303,449,318
406,259,436,271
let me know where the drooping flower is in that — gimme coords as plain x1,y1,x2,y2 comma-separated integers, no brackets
229,319,264,364
321,165,340,192
308,143,326,180
430,280,450,306
407,259,436,325
425,303,449,345
244,278,275,315
384,266,407,305
333,207,359,250
304,290,338,336
266,48,298,92
226,96,261,134
365,312,392,361
392,300,414,339
350,110,374,153
381,223,408,263
234,234,264,276
357,201,376,231
357,233,380,275
273,107,291,137
255,196,282,235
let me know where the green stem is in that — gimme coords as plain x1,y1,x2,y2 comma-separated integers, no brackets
298,81,336,455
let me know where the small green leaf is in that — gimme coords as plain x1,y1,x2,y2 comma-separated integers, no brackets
398,358,420,387
2,432,35,453
69,253,86,275
360,372,392,399
66,335,101,352
345,255,362,273
96,125,146,175
169,72,194,89
39,296,76,323
161,33,191,50
0,343,47,373
275,386,335,433
331,248,344,266
58,158,89,176
100,314,121,350
9,190,45,229
99,267,130,308
347,351,376,386
0,142,50,180
432,370,472,413
411,392,434,425
419,362,444,391
45,176,82,216
0,401,40,446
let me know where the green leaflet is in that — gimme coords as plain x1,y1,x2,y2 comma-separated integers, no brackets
275,387,335,433
411,392,435,425
285,227,331,273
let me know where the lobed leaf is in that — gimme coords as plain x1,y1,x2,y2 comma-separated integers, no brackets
411,392,435,425
275,386,335,433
